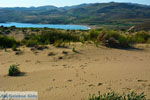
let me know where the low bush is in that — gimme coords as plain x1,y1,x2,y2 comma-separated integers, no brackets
97,31,130,48
131,31,150,43
72,47,79,53
89,30,100,41
8,64,21,76
23,39,39,47
23,30,81,46
89,91,146,100
53,40,68,48
22,29,150,49
0,35,19,49
12,44,18,51
0,27,150,49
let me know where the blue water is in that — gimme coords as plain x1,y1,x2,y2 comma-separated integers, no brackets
0,22,90,30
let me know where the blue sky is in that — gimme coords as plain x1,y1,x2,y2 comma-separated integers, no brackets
0,0,149,7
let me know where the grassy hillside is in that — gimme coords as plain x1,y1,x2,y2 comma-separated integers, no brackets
0,2,150,28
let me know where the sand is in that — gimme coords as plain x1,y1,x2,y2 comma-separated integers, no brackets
0,43,150,100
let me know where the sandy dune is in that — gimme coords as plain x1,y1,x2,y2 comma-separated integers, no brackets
0,44,150,100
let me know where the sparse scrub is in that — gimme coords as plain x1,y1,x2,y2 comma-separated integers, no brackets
12,44,18,51
15,50,23,55
130,31,150,43
72,47,79,53
23,39,39,47
23,30,81,47
89,91,146,100
8,64,21,76
80,33,89,42
22,34,39,47
0,35,19,49
0,27,150,49
147,38,150,43
33,45,48,50
53,40,68,48
89,30,100,41
48,52,56,56
62,51,68,55
97,31,130,48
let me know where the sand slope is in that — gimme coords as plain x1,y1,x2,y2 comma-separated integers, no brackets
0,44,150,100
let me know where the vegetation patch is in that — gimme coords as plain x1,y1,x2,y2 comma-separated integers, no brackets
8,64,21,76
97,30,130,48
0,27,150,49
89,91,146,100
48,52,56,56
22,30,80,47
0,35,19,49
130,31,150,43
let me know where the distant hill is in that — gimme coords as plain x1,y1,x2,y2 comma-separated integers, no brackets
0,2,150,28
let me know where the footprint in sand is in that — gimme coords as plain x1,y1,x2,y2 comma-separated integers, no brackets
97,83,103,86
67,79,73,82
88,84,95,87
106,87,112,90
25,60,31,62
62,64,67,66
46,87,53,91
122,87,131,91
75,73,79,77
35,60,41,64
137,80,148,82
48,52,56,56
62,51,68,55
58,56,63,59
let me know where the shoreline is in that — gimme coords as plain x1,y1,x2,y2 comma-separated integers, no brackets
0,22,92,30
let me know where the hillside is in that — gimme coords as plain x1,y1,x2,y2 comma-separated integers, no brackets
130,22,150,31
0,2,150,28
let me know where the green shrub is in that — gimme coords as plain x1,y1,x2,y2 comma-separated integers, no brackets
72,47,79,53
53,40,68,48
39,30,80,44
147,38,150,43
132,31,150,43
0,35,18,49
81,33,89,42
12,44,18,51
23,30,81,46
23,39,39,47
97,31,130,48
89,91,146,100
89,30,100,41
8,64,21,76
126,92,146,100
1,28,149,49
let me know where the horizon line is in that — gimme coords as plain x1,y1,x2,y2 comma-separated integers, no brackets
0,2,149,8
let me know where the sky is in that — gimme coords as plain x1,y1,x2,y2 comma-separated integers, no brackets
0,0,149,7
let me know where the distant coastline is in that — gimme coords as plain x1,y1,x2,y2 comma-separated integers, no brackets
0,22,90,30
